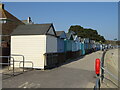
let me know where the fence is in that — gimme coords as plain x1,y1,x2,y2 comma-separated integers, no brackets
44,50,82,69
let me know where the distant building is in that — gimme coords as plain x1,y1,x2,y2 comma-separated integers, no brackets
0,3,24,45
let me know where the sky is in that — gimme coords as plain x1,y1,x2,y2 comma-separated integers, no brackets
4,2,118,40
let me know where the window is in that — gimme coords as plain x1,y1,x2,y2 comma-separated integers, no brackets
0,19,7,23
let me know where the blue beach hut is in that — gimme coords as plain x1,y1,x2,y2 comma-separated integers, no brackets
56,31,67,53
64,33,74,52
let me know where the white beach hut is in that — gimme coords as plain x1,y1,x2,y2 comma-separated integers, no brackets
11,23,57,69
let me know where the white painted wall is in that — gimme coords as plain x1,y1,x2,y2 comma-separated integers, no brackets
11,35,46,69
11,35,57,69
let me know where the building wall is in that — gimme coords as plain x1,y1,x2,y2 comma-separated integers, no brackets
57,38,64,53
81,43,85,55
46,35,57,53
11,35,46,69
84,43,88,50
76,42,80,51
75,42,79,51
72,41,76,51
64,40,72,52
78,42,81,50
59,32,66,39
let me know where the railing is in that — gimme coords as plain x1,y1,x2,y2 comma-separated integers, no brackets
0,54,25,76
94,78,100,90
0,54,34,76
101,67,119,82
94,50,106,90
11,54,25,72
94,66,119,90
11,54,34,70
0,56,15,76
100,49,119,87
94,49,119,89
19,61,33,69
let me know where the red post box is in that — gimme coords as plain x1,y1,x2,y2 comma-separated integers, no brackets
95,58,100,76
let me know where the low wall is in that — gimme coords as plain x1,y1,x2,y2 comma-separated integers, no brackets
44,50,82,69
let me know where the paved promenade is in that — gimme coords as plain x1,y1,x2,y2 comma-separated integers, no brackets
2,51,103,88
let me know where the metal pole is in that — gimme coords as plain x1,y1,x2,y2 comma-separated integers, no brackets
11,54,25,73
101,67,119,81
101,50,106,82
23,56,24,72
11,57,15,76
8,56,10,70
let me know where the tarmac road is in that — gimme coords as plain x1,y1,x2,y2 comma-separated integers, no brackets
2,51,103,88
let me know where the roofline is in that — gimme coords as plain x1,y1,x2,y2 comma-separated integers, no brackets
3,9,25,24
56,31,67,39
67,33,74,40
46,23,57,37
0,18,7,19
56,31,64,32
51,24,57,36
11,34,57,37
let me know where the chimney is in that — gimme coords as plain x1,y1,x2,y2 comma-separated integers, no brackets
27,17,31,24
0,3,4,9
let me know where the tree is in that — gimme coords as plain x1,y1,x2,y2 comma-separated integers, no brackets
68,25,106,43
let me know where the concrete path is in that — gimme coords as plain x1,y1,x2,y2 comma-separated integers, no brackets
2,51,103,88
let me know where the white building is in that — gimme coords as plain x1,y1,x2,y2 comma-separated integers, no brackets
11,23,57,69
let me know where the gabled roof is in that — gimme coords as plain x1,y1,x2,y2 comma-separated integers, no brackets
56,31,66,39
69,30,76,35
56,31,64,36
66,33,74,40
73,35,79,41
0,4,24,25
11,23,57,36
66,33,69,38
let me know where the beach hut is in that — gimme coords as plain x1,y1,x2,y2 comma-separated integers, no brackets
56,31,67,64
78,37,81,51
64,33,74,52
84,38,90,54
72,35,79,52
80,38,85,55
11,23,57,69
64,33,74,59
89,40,95,52
56,31,66,53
